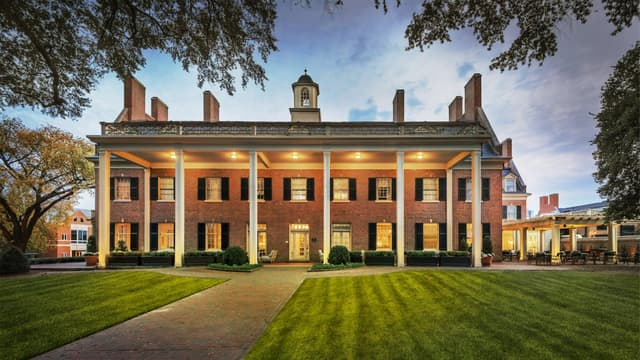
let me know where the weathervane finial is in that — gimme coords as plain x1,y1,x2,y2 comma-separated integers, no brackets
304,68,307,75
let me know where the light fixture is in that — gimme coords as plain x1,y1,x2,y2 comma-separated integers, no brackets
292,152,299,160
170,152,176,159
120,218,124,223
355,152,361,159
417,152,424,160
230,152,237,159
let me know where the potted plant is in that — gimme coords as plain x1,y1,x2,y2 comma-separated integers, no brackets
440,250,471,267
481,236,494,267
406,250,440,266
84,235,98,266
364,251,395,265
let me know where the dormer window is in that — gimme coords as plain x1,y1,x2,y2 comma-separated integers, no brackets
504,178,516,192
301,87,310,107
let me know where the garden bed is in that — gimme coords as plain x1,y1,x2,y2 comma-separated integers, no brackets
364,251,395,266
207,263,262,272
308,263,365,272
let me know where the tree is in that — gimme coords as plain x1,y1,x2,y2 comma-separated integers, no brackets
0,0,277,118
0,118,94,251
592,42,640,221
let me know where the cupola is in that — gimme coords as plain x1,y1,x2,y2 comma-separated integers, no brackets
290,69,321,122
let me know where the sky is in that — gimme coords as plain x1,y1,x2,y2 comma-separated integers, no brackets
7,1,639,215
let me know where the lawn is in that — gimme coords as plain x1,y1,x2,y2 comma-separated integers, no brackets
0,271,224,360
247,270,640,360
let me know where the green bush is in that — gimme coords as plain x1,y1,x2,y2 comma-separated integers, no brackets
309,263,364,272
364,250,394,257
86,235,97,253
407,250,438,257
482,236,494,256
143,251,174,257
445,250,470,257
109,251,143,257
208,263,260,272
328,245,350,265
0,245,30,274
223,246,248,266
30,256,85,264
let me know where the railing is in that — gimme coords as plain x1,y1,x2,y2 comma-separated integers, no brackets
101,121,489,138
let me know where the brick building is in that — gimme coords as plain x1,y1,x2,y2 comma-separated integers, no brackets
44,209,93,257
90,72,521,268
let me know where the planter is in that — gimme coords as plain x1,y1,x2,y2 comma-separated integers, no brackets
184,255,219,266
481,256,493,267
140,255,174,267
440,256,471,267
350,253,363,263
84,255,98,266
365,255,395,266
107,255,140,266
406,256,439,267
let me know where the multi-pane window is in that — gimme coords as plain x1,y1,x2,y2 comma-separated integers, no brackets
377,178,392,201
422,224,438,249
206,177,221,201
159,177,174,200
504,178,516,192
206,223,222,250
115,223,130,250
333,178,349,201
507,205,517,220
301,87,310,107
61,233,67,241
257,178,265,200
71,229,88,244
376,223,392,250
291,178,307,201
422,178,438,201
465,178,472,201
332,223,352,249
115,178,130,200
158,223,174,250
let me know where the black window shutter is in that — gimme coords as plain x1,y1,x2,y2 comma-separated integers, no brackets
130,178,139,200
415,223,423,250
368,178,376,200
438,223,447,250
197,223,206,250
392,178,397,201
392,223,397,250
221,223,230,250
482,223,491,240
415,178,423,201
482,178,490,201
458,178,466,201
221,177,230,200
264,178,272,201
517,205,522,220
439,178,446,201
150,223,158,251
109,178,115,201
197,178,206,200
150,177,158,201
368,223,377,250
458,223,467,249
502,206,507,219
240,178,248,201
349,178,357,200
109,223,115,250
330,178,334,201
306,178,314,200
130,223,139,250
283,178,291,201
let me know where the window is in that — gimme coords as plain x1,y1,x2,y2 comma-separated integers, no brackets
115,223,131,250
71,230,77,243
504,178,516,192
291,178,307,201
301,87,310,107
257,178,265,201
422,178,438,201
206,223,222,250
507,205,517,220
159,177,174,201
115,177,130,200
465,178,472,201
333,178,349,201
206,177,221,201
377,178,392,201
61,233,67,241
332,224,351,249
459,177,489,201
422,223,439,250
376,223,392,250
158,223,174,250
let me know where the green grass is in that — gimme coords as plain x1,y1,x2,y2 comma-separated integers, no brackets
0,271,224,360
247,270,640,360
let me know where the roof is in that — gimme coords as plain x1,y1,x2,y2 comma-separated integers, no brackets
296,74,314,84
559,201,608,214
75,209,93,219
502,159,528,193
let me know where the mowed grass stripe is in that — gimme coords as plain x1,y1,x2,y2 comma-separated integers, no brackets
247,270,639,360
0,271,224,360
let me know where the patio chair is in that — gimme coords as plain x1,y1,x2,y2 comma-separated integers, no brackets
260,250,277,263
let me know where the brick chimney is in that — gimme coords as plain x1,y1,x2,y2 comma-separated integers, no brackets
501,138,512,157
151,97,168,121
124,77,146,121
203,91,220,122
448,96,463,121
392,89,404,123
463,73,482,121
538,193,560,215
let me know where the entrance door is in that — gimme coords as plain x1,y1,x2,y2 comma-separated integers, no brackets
289,224,309,261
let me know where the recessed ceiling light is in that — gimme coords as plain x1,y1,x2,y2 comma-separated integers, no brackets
230,152,237,159
292,152,299,160
170,152,176,159
417,152,424,160
355,152,361,159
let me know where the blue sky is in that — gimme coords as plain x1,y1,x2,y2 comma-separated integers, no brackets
7,1,639,214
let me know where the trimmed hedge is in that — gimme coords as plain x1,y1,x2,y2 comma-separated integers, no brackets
328,245,350,265
29,256,85,264
208,263,261,272
406,250,439,257
223,246,248,266
309,263,365,272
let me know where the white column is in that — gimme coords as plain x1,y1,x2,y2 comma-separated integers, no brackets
396,152,405,267
174,149,185,267
551,225,561,262
609,223,619,253
539,230,545,252
143,167,151,252
446,168,453,250
471,150,481,267
520,228,527,260
98,150,111,268
570,228,577,251
323,152,331,264
249,151,258,265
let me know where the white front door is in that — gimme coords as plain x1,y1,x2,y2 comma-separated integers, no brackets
289,224,309,261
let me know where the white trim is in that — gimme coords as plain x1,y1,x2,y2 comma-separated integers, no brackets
396,152,405,267
249,151,258,264
174,149,185,267
98,151,111,268
323,152,331,264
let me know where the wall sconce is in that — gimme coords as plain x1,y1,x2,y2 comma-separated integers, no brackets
120,218,124,223
429,218,433,223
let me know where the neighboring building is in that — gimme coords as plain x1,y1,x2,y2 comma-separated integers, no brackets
44,209,93,257
89,72,522,268
500,142,530,251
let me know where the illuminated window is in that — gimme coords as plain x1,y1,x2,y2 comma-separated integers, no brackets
291,178,307,201
158,223,174,250
115,223,130,249
333,178,349,201
257,178,265,201
422,223,438,249
206,223,222,250
422,178,438,201
159,177,174,201
115,178,130,200
206,177,221,201
376,178,392,201
332,223,351,249
376,223,392,250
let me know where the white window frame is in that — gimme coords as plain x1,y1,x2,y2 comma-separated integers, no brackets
333,178,349,202
465,178,472,201
376,178,392,202
331,223,352,249
159,177,175,201
206,177,221,202
507,205,517,220
114,177,131,201
376,223,392,250
206,223,222,250
115,223,130,250
291,178,307,201
422,178,438,202
504,178,516,192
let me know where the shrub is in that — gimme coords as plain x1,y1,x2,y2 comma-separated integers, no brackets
0,245,30,274
115,240,128,252
224,246,248,266
482,236,494,256
364,250,394,257
407,250,438,257
86,235,97,253
328,245,350,265
445,250,470,257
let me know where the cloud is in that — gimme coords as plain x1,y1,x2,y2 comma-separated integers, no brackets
348,98,389,121
456,62,475,78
